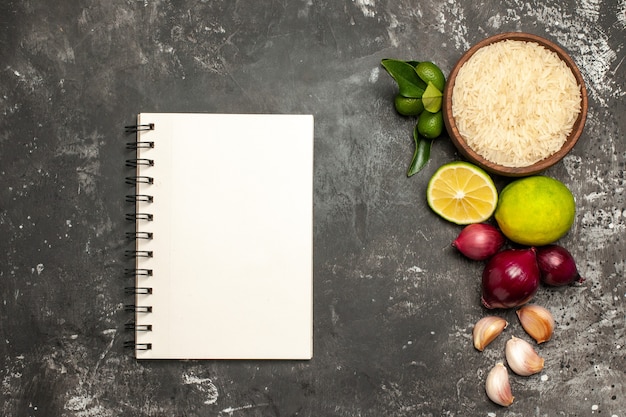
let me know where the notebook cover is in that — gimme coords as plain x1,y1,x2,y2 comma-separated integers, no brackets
131,113,314,360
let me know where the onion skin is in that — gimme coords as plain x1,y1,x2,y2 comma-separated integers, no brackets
481,248,541,309
452,223,506,261
536,244,584,286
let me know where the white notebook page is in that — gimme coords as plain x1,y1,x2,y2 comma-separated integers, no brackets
133,113,314,359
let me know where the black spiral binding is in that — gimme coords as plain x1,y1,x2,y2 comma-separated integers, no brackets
125,287,153,295
125,213,154,221
125,231,153,240
125,123,154,133
125,250,153,258
125,323,153,331
123,341,153,351
125,122,155,352
124,268,153,277
125,305,153,313
126,195,154,203
125,158,154,168
125,176,154,185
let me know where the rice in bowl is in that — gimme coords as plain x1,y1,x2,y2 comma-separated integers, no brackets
451,39,582,168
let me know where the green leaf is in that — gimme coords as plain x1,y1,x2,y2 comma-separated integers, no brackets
407,124,432,177
422,81,443,113
381,59,427,98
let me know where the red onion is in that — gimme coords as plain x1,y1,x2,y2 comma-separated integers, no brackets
481,248,540,309
536,244,584,286
452,223,505,261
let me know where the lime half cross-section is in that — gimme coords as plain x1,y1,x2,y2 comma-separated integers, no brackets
426,162,498,225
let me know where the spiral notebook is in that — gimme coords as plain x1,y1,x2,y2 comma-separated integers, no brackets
125,113,314,360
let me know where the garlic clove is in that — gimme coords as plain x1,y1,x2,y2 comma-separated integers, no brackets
505,336,545,376
473,316,508,351
516,304,555,344
485,362,514,407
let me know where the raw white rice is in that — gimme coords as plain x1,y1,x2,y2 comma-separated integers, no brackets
452,39,582,167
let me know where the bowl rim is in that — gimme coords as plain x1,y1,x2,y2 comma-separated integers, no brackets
442,32,588,177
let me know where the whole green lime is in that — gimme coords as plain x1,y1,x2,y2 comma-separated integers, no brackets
494,176,575,246
394,94,424,116
415,62,446,92
417,110,443,139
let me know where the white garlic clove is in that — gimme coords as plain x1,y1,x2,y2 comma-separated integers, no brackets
516,304,555,344
485,362,514,407
505,336,545,376
473,316,508,351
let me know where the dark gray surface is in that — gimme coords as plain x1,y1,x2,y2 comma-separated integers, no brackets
1,1,624,416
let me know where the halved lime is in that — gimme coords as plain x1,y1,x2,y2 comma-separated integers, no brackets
426,161,498,225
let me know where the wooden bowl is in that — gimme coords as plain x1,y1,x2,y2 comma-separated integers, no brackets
443,32,588,177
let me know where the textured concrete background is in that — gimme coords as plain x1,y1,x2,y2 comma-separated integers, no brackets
1,0,624,416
